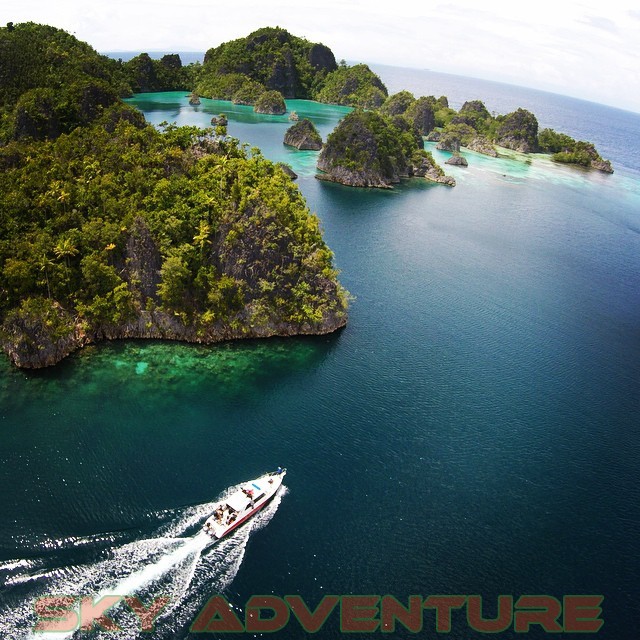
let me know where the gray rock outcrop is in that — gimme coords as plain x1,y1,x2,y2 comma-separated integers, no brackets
467,135,498,157
446,154,468,167
284,119,323,150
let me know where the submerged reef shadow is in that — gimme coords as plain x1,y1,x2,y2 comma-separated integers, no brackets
2,333,344,408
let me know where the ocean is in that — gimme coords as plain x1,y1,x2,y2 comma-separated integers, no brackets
1,64,639,639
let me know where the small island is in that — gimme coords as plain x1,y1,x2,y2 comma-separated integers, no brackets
316,110,455,188
254,90,286,115
314,63,388,109
538,128,613,172
284,119,323,150
194,28,387,110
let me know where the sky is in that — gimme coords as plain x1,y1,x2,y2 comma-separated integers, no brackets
3,0,640,112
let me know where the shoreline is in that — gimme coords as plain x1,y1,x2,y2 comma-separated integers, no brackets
2,309,348,369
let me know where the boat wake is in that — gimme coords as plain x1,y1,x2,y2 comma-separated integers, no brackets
0,484,287,640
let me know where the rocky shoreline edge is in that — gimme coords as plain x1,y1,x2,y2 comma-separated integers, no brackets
2,307,347,369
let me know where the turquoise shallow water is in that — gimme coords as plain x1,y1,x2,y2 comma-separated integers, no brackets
1,81,639,638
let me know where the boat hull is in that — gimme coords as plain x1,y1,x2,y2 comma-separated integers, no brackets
203,469,286,539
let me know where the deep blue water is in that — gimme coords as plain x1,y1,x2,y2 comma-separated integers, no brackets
1,69,639,639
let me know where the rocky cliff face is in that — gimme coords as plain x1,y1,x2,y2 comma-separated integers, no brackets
590,158,613,173
316,165,395,189
284,119,323,150
308,44,337,72
411,155,456,186
1,301,82,369
124,216,162,300
267,48,298,98
317,110,454,188
200,27,337,100
452,100,491,129
495,108,539,153
467,135,498,157
405,98,436,135
436,138,460,153
445,154,468,167
316,111,404,187
2,211,347,369
2,306,347,369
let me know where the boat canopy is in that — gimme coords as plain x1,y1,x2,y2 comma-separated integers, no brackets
226,493,250,512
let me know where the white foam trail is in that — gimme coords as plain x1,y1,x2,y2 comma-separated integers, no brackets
2,485,287,640
0,558,38,572
103,533,207,597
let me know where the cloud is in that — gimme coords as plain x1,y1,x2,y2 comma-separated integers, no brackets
579,15,618,33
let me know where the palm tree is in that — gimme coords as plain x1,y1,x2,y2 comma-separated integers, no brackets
53,238,79,294
193,220,212,254
37,254,55,299
53,237,78,267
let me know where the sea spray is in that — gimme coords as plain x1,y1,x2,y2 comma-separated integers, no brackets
0,486,287,639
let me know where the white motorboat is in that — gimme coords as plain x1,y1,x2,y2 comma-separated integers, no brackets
203,468,286,539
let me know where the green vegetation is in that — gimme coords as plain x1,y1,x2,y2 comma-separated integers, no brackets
404,97,437,135
0,112,348,366
197,27,337,100
538,128,613,171
284,119,323,150
122,53,198,92
380,91,415,116
452,100,492,132
436,123,476,150
431,99,493,152
0,22,348,367
253,90,286,115
199,72,286,114
314,63,388,109
231,78,266,105
0,22,129,142
538,128,579,153
196,29,387,110
319,110,414,180
317,110,452,187
371,93,448,149
493,108,539,152
198,73,247,101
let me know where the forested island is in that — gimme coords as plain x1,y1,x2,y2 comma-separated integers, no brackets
0,23,348,368
284,119,323,150
317,111,455,187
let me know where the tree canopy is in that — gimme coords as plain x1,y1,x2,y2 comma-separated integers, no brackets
0,23,348,367
197,26,337,100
